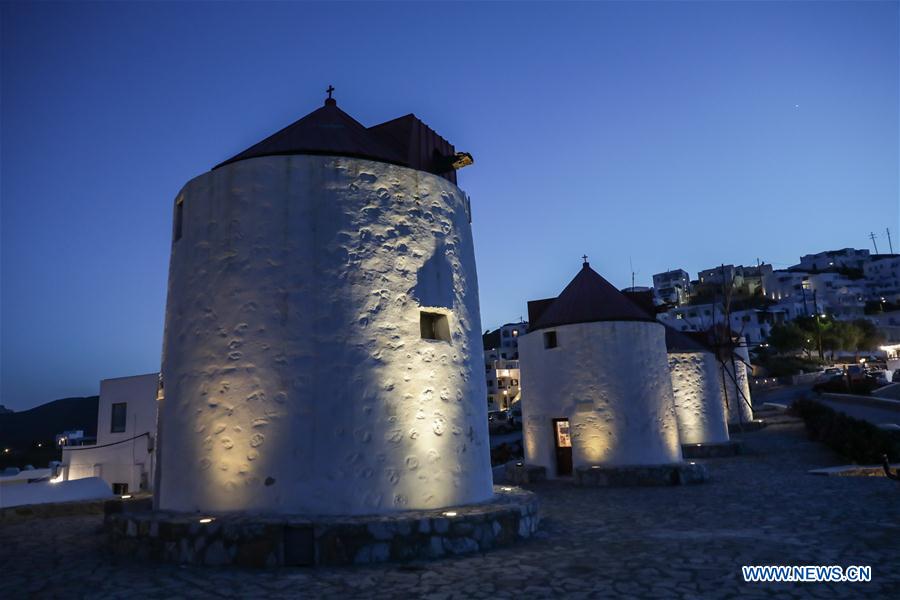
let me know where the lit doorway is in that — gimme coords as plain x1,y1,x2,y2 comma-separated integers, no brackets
552,418,572,476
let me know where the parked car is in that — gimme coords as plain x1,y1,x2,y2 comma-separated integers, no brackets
488,410,512,433
846,364,866,383
824,367,844,377
866,369,890,385
813,375,846,394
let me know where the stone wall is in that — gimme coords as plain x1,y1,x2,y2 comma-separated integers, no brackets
106,487,538,567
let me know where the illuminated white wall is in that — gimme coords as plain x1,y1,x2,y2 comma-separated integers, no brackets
62,373,158,493
721,341,754,425
668,352,730,445
519,320,682,477
157,155,492,515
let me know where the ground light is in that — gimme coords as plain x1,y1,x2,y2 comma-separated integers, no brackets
442,511,457,517
198,517,215,524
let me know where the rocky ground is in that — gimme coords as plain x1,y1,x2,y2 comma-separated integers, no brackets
2,404,898,598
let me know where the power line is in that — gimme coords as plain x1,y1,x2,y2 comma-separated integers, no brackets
61,432,150,451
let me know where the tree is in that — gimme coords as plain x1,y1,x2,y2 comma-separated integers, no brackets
822,320,858,360
852,319,886,352
768,322,811,355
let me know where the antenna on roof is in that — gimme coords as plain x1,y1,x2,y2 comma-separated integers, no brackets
869,231,880,254
629,256,635,290
887,228,894,254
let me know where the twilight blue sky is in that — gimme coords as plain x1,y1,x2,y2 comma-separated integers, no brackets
1,1,897,410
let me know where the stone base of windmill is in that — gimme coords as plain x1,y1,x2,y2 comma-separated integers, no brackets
574,462,708,487
728,418,767,434
504,461,548,485
681,440,743,459
104,486,539,567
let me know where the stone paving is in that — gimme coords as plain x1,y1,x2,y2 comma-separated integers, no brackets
2,408,899,598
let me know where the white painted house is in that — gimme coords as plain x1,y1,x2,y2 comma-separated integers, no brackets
665,328,730,446
61,373,159,494
519,262,682,478
483,322,526,410
652,269,691,305
155,94,493,516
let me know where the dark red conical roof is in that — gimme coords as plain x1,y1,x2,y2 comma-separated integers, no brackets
664,326,713,354
214,98,408,170
527,263,658,332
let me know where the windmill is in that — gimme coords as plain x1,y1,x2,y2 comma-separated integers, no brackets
707,264,755,432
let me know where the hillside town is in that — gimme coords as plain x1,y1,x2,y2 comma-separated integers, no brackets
482,245,900,415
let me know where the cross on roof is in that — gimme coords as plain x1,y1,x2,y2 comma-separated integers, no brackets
326,85,335,99
582,254,589,264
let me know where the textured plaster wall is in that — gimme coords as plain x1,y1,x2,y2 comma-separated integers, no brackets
667,352,730,445
722,342,754,425
518,321,682,477
157,155,492,515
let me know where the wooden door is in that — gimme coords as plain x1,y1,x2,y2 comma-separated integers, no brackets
552,418,573,476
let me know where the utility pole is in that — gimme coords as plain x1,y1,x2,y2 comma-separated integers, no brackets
813,289,824,361
629,257,635,290
887,228,894,254
800,282,809,316
869,232,880,254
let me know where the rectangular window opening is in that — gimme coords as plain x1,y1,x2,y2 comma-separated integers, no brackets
174,199,184,242
111,402,127,433
543,331,558,349
420,311,451,342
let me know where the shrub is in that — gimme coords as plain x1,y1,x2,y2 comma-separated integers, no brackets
791,399,900,463
759,355,823,378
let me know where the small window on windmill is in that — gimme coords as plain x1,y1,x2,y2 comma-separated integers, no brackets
174,198,184,242
420,311,451,342
543,331,558,349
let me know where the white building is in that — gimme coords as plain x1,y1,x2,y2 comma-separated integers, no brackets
864,255,900,304
155,94,493,516
652,269,691,305
665,328,730,446
61,373,159,495
483,322,525,410
869,309,900,344
484,354,520,411
797,248,870,271
698,265,738,287
763,269,867,319
658,302,718,334
519,262,682,478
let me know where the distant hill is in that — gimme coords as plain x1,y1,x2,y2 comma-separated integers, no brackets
0,396,99,469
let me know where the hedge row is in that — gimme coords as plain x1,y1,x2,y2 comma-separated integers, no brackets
791,398,900,464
